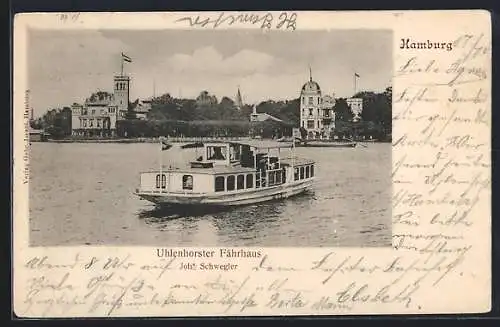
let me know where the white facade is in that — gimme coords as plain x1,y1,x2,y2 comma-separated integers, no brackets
347,97,363,122
299,77,336,139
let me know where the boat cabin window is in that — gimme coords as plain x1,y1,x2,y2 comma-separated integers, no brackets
306,166,310,178
155,174,166,189
300,167,305,179
229,145,241,162
207,146,227,161
237,175,245,190
227,175,235,191
246,174,253,188
294,167,299,181
269,171,275,185
310,165,314,177
182,175,193,190
215,176,225,192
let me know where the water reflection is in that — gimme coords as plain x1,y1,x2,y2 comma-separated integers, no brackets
138,191,315,236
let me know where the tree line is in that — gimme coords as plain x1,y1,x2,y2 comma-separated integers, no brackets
31,87,392,141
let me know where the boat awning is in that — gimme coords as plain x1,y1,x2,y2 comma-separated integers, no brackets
229,140,295,150
179,140,296,151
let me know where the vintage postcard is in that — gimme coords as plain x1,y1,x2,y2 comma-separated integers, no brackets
13,11,491,317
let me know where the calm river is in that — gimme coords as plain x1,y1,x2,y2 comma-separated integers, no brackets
29,142,391,247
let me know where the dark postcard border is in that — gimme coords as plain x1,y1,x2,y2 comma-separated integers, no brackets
7,0,500,324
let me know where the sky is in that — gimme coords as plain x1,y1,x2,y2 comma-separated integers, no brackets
28,29,392,118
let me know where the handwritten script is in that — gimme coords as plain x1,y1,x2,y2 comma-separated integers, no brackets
174,12,297,30
19,248,472,316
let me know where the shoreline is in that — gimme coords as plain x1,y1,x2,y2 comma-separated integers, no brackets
33,137,392,144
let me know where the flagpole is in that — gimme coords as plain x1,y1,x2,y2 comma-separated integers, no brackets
121,57,124,76
354,73,357,96
159,137,163,192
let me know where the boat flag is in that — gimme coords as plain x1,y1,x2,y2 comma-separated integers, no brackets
122,53,132,63
354,73,360,77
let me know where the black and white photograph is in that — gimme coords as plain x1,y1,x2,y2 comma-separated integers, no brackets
28,28,393,247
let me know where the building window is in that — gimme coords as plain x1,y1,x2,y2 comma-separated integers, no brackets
294,167,299,181
282,168,286,183
92,109,96,115
182,175,193,190
306,166,310,178
308,97,313,105
317,109,320,116
82,120,87,127
215,176,225,192
302,97,305,104
310,165,314,177
97,120,101,128
300,167,305,179
89,120,93,127
309,109,313,116
323,109,329,117
307,120,314,129
156,174,166,189
246,174,253,188
227,175,235,191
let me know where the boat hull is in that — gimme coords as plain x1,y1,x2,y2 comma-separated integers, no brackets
135,179,313,206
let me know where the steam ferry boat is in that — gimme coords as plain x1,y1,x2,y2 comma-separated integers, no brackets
134,140,315,206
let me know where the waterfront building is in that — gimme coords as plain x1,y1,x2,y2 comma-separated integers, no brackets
299,69,336,139
250,105,283,123
130,98,153,120
347,97,363,122
71,74,130,137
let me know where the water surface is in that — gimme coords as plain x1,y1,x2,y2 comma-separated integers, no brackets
29,142,391,247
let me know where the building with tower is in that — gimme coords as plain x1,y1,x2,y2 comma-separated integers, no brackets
71,74,130,137
299,69,336,139
71,53,133,137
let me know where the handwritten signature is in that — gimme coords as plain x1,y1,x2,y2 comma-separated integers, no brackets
175,12,297,30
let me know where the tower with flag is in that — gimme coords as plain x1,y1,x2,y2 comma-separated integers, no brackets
114,52,132,114
347,72,363,122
